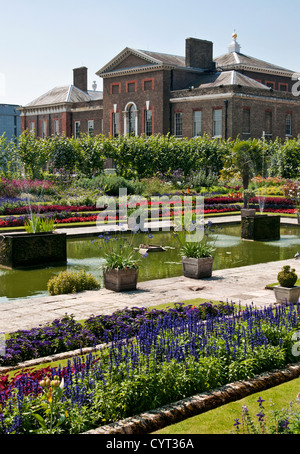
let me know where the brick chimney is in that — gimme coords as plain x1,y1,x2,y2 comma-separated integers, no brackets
185,38,214,70
73,66,88,92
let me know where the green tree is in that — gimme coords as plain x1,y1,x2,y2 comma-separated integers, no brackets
0,133,22,178
222,140,266,208
49,134,80,176
18,131,48,179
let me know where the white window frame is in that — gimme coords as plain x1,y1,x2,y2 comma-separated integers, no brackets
124,102,138,136
213,109,222,138
88,120,94,136
144,109,153,136
42,121,47,138
54,120,59,136
174,112,182,138
193,110,202,137
112,112,119,137
285,113,292,137
74,121,80,139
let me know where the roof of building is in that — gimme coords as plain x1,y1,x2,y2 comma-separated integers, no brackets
97,35,294,78
24,85,103,108
96,47,187,76
214,51,294,75
189,70,271,90
136,49,186,67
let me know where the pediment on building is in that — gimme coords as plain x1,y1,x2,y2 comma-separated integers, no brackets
96,47,185,77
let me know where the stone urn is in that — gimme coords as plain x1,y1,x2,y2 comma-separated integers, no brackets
182,256,214,279
103,267,139,291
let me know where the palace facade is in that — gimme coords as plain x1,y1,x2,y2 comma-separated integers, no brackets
19,34,300,141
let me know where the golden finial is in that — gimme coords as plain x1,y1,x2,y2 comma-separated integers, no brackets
232,31,237,39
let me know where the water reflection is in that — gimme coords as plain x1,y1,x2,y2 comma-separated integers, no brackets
0,224,300,302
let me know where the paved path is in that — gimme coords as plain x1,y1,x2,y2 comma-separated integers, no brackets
1,257,300,333
0,214,299,333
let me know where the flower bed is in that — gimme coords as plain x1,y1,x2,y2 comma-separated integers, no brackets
0,194,297,229
0,302,233,367
1,204,101,215
0,302,299,434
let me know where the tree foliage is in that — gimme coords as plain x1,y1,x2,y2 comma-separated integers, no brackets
3,132,300,182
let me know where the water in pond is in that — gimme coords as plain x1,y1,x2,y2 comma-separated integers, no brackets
1,224,300,303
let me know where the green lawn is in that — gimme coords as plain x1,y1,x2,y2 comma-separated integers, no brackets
153,377,300,434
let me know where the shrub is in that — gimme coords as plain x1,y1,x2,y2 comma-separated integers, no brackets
277,265,298,288
47,270,100,295
188,169,219,190
78,174,143,196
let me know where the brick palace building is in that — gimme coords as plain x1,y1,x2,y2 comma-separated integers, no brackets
19,33,300,141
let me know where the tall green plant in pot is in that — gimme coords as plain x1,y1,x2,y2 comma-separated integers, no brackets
174,219,216,279
96,227,147,291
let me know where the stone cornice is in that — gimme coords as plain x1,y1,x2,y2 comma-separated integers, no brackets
98,64,172,78
170,90,300,105
18,103,68,116
19,103,103,116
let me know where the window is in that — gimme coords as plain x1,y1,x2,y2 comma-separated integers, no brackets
264,110,272,139
193,110,202,137
285,113,292,136
74,121,80,139
42,121,47,138
174,112,182,138
213,109,222,137
111,83,121,94
144,109,153,136
143,79,154,91
30,122,35,132
242,108,251,137
88,120,94,136
265,81,275,90
54,120,59,136
279,83,288,92
128,104,136,135
112,112,119,137
126,81,137,93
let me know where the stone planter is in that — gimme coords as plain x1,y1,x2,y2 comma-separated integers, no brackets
0,232,67,269
103,267,139,291
182,256,214,279
273,285,300,304
241,214,280,241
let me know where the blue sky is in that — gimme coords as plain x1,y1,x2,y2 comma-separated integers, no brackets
0,0,299,106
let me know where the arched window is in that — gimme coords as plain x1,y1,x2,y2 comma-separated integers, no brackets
124,102,138,136
128,104,136,135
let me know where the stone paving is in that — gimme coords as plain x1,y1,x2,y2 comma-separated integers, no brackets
0,215,299,333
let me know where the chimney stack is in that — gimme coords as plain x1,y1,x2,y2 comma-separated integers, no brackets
73,66,88,92
185,38,214,70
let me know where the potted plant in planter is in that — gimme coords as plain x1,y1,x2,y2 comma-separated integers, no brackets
273,265,300,304
174,220,216,279
97,228,146,291
0,213,67,269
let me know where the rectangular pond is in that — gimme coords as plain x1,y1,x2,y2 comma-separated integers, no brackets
1,223,300,303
